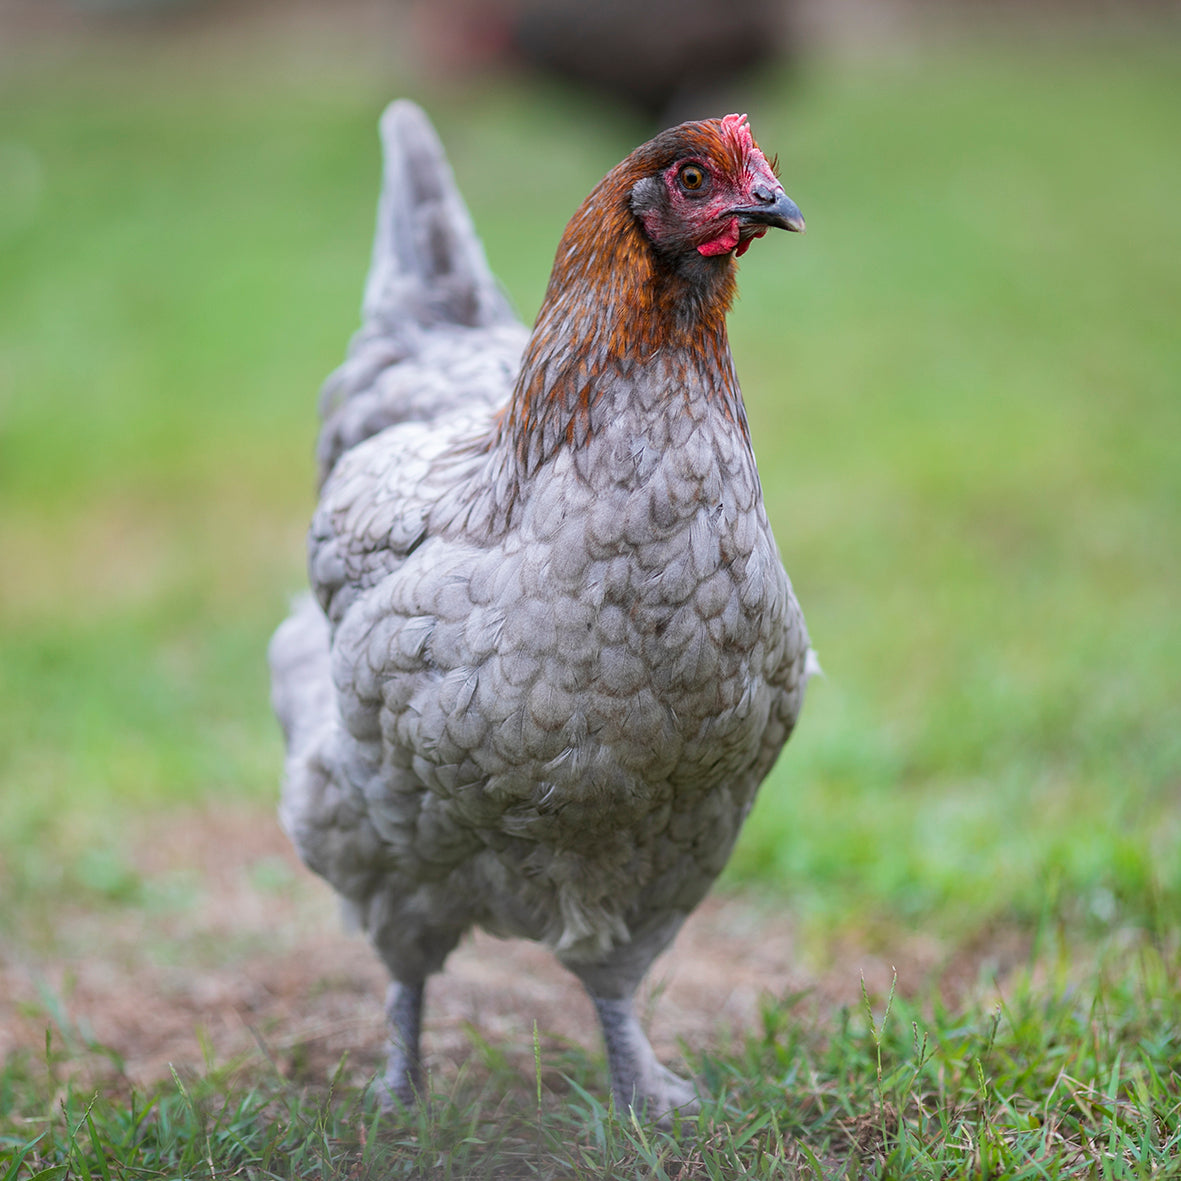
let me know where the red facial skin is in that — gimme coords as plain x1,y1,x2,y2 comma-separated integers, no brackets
658,114,781,259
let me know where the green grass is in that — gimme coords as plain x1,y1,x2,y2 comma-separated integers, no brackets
4,937,1179,1177
2,25,1180,1179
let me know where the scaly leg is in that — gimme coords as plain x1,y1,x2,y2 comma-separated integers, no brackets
380,978,424,1109
590,993,699,1122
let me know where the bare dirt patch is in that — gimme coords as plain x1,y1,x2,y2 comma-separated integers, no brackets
0,804,1024,1099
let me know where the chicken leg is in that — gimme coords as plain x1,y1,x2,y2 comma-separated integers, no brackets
381,979,425,1108
590,993,699,1121
568,912,699,1121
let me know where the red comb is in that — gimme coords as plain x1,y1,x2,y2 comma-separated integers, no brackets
720,113,755,155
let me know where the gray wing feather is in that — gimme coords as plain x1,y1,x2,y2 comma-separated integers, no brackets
269,593,334,756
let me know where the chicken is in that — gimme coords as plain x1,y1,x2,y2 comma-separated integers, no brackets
509,0,795,124
269,100,814,1119
413,0,796,125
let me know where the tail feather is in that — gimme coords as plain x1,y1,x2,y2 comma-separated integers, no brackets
362,101,514,332
314,101,522,484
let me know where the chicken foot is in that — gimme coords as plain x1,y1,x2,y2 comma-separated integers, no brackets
380,979,424,1109
590,994,700,1123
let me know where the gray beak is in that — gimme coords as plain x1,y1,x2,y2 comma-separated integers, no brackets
733,187,806,233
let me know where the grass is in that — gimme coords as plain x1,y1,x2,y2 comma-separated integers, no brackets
1,19,1180,1179
3,936,1179,1177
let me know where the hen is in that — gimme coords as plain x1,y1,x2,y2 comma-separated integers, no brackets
270,101,813,1119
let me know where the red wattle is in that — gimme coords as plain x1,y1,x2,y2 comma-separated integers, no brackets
697,217,740,257
734,226,767,257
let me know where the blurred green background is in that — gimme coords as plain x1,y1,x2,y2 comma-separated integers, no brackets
1,4,1178,952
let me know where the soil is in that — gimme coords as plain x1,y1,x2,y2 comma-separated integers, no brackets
0,804,1025,1099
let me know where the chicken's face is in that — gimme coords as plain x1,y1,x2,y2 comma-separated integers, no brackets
628,113,805,267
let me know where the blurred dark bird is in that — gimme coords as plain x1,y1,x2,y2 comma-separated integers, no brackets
511,0,791,122
413,0,793,124
270,100,814,1118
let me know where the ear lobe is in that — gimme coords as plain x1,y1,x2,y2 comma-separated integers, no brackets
628,176,662,216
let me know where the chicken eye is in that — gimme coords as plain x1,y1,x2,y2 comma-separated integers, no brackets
679,164,707,193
